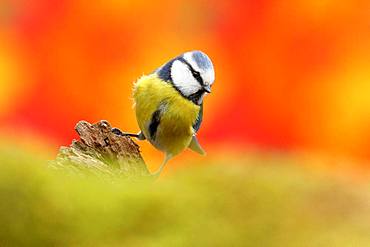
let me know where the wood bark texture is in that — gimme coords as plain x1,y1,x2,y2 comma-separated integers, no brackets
51,120,151,179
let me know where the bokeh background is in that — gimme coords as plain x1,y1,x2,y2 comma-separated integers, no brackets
0,0,370,165
1,1,370,245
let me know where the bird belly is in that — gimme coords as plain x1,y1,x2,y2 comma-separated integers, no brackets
133,74,200,156
153,111,194,156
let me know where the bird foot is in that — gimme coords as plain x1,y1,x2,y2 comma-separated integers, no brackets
112,128,141,138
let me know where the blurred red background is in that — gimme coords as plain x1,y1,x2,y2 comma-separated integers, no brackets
0,0,369,163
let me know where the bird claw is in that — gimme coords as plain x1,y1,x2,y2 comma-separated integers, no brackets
112,127,124,136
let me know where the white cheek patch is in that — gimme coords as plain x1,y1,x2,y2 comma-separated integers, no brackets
171,60,201,96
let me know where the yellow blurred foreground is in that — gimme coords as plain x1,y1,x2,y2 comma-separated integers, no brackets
0,146,369,246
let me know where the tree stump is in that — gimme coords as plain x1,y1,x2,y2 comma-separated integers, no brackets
51,120,151,179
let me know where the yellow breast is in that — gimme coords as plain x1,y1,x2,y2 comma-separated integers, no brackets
133,74,200,156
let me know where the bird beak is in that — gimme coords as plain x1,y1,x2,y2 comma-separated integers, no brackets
203,85,211,94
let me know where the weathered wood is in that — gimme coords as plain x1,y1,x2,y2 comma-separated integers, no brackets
51,120,151,179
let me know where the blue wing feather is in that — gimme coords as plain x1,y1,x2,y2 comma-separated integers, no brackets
193,103,203,133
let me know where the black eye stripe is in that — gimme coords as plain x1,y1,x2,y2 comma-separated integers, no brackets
177,57,204,86
192,71,204,85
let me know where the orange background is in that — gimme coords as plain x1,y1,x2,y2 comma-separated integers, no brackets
0,0,369,163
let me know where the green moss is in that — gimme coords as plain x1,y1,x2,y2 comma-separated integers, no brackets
0,147,369,246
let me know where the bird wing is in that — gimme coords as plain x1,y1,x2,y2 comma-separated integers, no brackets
192,103,203,133
189,103,205,155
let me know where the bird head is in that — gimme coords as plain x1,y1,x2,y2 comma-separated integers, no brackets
157,50,215,105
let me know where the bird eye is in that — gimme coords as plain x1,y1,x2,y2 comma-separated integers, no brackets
192,71,202,80
189,69,204,84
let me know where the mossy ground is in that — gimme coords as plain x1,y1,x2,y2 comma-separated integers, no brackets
0,146,369,246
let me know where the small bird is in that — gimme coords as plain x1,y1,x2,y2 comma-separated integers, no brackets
113,51,215,175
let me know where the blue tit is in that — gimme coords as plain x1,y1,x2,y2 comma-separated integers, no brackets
113,51,215,175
